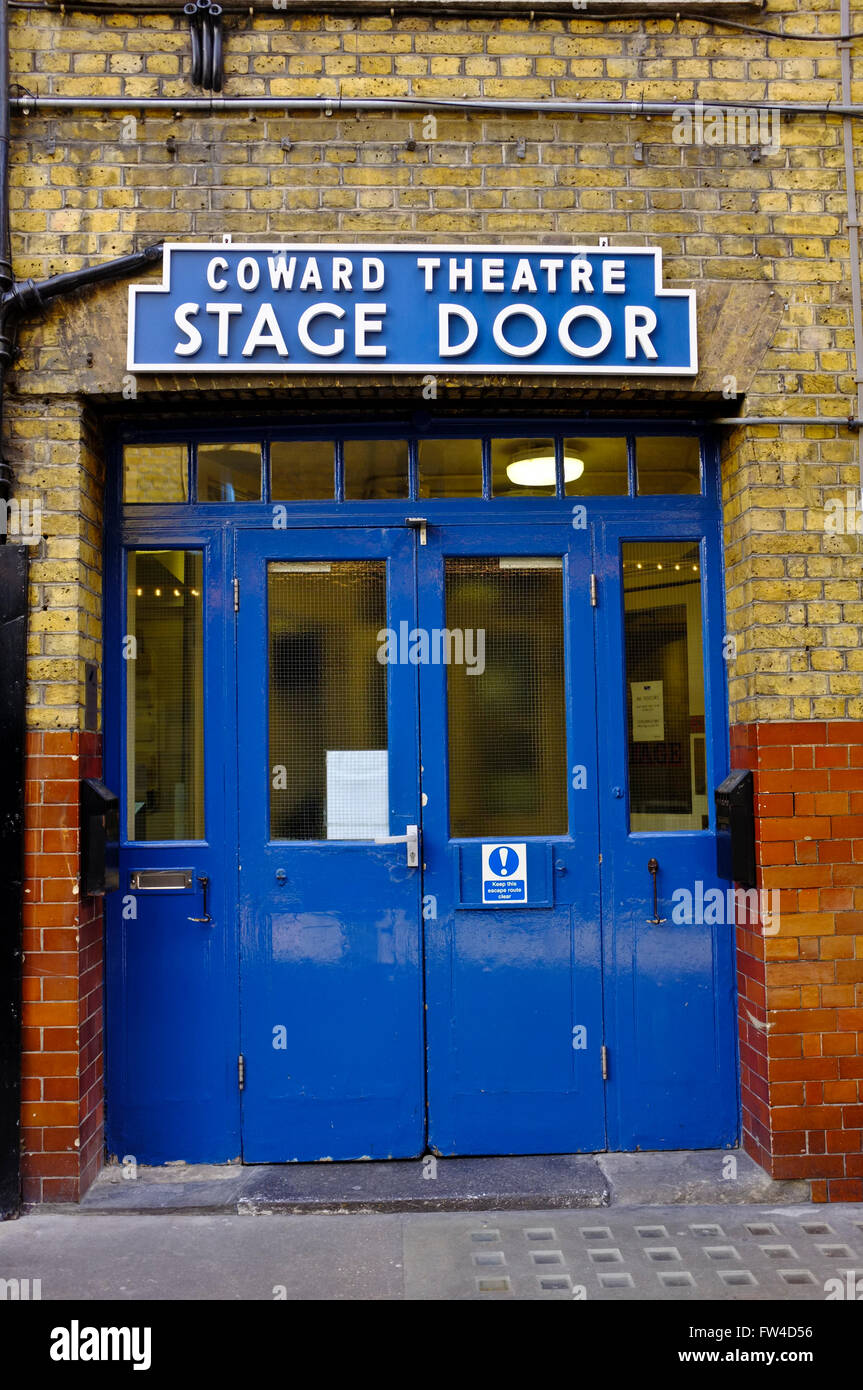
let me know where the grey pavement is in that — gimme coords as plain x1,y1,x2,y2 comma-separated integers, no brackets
1,1203,862,1301
1,1149,857,1302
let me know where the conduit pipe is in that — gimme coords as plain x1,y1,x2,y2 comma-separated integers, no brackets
840,0,863,503
710,416,863,428
10,94,863,117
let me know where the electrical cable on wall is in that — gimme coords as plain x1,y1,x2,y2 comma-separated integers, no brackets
184,0,223,92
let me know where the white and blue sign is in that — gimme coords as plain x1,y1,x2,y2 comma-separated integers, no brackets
127,242,697,376
482,842,528,905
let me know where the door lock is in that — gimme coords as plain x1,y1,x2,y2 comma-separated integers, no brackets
275,868,287,885
374,823,420,868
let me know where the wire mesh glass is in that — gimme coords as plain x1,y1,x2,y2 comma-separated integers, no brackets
268,561,388,840
445,556,567,837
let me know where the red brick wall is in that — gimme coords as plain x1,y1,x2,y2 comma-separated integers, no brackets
732,720,863,1202
21,730,104,1203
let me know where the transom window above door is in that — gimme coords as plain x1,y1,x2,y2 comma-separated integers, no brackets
122,433,704,504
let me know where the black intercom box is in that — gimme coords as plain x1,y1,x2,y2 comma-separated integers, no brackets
715,769,756,889
80,779,119,897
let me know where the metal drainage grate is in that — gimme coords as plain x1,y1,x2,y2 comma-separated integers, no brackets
597,1272,635,1290
659,1271,697,1289
476,1276,512,1294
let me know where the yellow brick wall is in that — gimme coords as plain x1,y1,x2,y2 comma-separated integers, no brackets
5,0,863,727
8,399,103,729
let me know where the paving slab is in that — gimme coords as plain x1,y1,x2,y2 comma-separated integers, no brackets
597,1150,811,1207
0,1213,404,1300
79,1164,248,1216
79,1154,610,1215
402,1202,863,1301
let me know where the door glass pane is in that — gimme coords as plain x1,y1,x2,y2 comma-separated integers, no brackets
491,437,556,497
636,437,701,495
418,438,483,498
197,442,261,501
622,541,707,832
271,440,335,501
563,436,629,497
269,561,388,840
127,551,204,840
344,440,408,499
445,557,567,837
123,444,188,503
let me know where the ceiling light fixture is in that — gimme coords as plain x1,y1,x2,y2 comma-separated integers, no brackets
506,450,585,487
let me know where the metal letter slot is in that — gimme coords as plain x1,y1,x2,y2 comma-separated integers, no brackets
374,824,420,868
129,869,193,891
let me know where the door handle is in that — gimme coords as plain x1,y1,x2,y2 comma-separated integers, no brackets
646,857,666,924
188,874,213,924
374,824,420,868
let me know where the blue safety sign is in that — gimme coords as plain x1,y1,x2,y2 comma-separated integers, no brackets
482,842,528,904
127,242,697,376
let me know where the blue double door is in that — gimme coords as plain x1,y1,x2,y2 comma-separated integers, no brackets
108,517,739,1164
237,523,605,1159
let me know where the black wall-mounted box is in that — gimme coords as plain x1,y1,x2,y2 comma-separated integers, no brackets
80,779,119,897
714,769,756,889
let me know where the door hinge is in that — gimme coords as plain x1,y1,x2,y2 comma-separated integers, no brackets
601,1044,608,1081
238,1053,245,1091
589,573,598,607
233,577,240,612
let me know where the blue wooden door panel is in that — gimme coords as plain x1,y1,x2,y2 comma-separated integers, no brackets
595,519,739,1151
105,532,241,1165
236,527,425,1161
420,524,607,1155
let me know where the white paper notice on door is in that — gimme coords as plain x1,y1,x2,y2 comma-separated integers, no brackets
630,681,665,742
326,750,389,840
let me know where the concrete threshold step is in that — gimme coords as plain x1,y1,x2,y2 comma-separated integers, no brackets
67,1149,810,1216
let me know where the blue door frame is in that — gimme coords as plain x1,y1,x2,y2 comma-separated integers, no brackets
104,420,739,1164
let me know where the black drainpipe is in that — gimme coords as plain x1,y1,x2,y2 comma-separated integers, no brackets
0,0,163,1217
